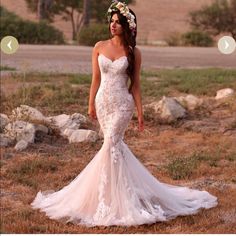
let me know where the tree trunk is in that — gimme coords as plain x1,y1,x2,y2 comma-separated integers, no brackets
37,0,44,20
83,0,90,26
37,0,53,21
70,8,76,41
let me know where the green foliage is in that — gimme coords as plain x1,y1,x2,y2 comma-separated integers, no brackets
165,150,222,180
189,0,236,38
25,0,54,22
181,30,214,47
0,6,65,44
0,65,16,71
165,32,182,46
78,23,110,46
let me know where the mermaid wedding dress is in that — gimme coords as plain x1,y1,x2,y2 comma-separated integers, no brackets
30,53,218,227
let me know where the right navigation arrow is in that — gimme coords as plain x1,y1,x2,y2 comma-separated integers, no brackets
224,40,229,50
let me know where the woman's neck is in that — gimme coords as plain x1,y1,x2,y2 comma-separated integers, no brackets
111,36,124,47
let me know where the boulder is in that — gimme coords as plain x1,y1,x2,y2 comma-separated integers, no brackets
46,113,88,135
0,133,15,147
68,129,99,143
15,140,29,151
4,120,35,143
215,88,235,100
10,105,46,122
175,94,203,110
145,96,187,123
0,113,10,131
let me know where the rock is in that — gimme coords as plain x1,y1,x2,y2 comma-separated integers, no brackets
47,114,76,130
215,88,235,100
70,113,87,125
4,121,35,143
0,133,15,147
0,114,10,131
46,113,88,135
10,105,46,122
145,96,187,123
15,140,29,151
34,124,49,134
68,129,98,143
175,94,203,110
62,128,75,138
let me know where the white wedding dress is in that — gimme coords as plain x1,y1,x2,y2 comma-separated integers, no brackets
30,53,218,227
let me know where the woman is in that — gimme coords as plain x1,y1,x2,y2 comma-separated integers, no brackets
31,1,218,227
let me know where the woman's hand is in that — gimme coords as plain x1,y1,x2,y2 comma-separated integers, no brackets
138,115,144,132
88,104,97,120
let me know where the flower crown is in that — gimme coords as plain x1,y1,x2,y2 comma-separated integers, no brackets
107,0,136,35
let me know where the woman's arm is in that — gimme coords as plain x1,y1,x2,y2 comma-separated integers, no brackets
88,42,101,119
131,47,144,131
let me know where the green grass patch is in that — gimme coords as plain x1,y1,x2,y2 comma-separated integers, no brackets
2,68,236,116
2,81,89,115
164,149,222,180
141,68,236,98
68,74,92,84
0,65,16,71
6,158,62,189
10,72,70,82
11,72,92,84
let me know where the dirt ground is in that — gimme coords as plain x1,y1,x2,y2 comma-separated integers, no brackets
1,87,236,233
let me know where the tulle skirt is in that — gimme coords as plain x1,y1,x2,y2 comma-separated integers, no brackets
30,137,218,227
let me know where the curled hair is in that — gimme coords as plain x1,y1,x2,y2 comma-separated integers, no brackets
108,9,137,94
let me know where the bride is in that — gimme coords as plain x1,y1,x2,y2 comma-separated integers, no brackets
30,0,218,227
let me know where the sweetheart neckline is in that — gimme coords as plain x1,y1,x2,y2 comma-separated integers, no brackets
98,53,128,63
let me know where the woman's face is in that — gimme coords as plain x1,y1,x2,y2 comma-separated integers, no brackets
110,13,123,36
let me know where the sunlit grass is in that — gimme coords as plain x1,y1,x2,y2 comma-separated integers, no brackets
141,68,236,98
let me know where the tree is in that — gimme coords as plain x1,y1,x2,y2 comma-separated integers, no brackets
25,0,84,40
53,0,84,40
83,0,90,26
189,0,236,38
25,0,136,40
25,0,53,22
38,0,54,21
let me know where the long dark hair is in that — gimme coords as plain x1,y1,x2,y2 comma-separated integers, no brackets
108,9,137,94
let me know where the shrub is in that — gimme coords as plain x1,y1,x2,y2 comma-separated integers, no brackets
165,32,182,46
0,6,65,44
181,30,214,47
78,23,110,46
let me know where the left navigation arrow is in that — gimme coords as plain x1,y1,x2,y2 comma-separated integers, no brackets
1,36,19,54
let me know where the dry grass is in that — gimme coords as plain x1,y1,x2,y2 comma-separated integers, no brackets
1,69,236,233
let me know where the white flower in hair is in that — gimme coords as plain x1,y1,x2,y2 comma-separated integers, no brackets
107,1,136,33
116,2,124,9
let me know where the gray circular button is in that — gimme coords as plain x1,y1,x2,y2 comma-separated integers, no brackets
218,36,236,55
1,36,19,54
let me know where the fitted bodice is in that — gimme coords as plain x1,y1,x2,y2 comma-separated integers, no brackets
95,53,135,144
97,54,130,91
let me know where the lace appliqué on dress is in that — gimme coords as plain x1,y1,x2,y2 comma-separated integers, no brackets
93,165,111,221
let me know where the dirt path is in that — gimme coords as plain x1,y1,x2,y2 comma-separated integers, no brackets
1,45,236,76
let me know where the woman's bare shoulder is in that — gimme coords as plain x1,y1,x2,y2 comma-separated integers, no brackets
94,40,110,50
134,46,141,57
